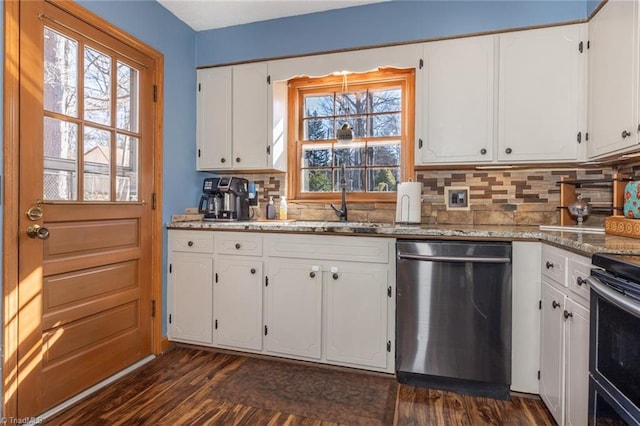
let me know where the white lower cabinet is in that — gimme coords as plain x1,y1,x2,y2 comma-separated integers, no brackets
265,259,322,359
213,256,263,351
539,245,590,426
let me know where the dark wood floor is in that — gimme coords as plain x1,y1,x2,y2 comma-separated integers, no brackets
47,347,554,425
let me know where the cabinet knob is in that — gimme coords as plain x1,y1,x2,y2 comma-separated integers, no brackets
576,276,586,286
236,157,241,163
250,268,256,275
563,310,573,320
220,157,226,163
188,241,194,247
332,273,339,280
622,130,632,139
552,300,561,309
235,243,241,249
545,261,554,269
480,148,487,155
505,147,512,154
309,271,316,278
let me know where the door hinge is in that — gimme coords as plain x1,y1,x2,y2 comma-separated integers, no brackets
215,273,219,283
267,75,271,84
169,264,172,274
577,132,582,144
198,148,201,158
265,276,269,287
387,286,392,298
152,193,157,210
152,300,156,318
419,58,424,69
215,319,218,330
153,85,158,103
264,325,268,336
539,300,542,310
169,314,172,324
538,370,541,380
418,138,423,149
387,341,391,352
578,41,584,53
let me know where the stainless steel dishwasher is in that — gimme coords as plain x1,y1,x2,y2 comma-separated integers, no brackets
396,240,512,400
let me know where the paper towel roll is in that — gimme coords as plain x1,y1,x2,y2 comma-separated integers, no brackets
395,182,422,223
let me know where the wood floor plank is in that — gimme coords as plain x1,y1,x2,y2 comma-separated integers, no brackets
46,347,555,426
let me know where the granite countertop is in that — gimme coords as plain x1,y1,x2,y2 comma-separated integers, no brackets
167,220,640,256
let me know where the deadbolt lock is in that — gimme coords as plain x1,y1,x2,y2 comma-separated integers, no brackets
26,206,44,221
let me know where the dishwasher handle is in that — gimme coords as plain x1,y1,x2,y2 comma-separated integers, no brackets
398,253,511,264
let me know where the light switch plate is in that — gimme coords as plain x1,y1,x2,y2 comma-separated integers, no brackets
445,186,470,210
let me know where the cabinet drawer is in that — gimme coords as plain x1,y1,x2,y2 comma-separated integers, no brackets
170,230,214,253
215,232,263,256
542,245,567,284
567,255,591,302
267,234,391,264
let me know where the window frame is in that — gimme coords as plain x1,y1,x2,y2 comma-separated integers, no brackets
287,67,415,203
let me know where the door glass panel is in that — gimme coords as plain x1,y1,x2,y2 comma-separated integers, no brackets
116,134,138,201
84,126,111,200
44,27,78,117
117,62,139,132
84,46,111,125
43,117,78,200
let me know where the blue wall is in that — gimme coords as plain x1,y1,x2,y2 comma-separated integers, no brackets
197,0,588,67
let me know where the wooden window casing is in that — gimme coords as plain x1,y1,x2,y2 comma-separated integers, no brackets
287,68,415,203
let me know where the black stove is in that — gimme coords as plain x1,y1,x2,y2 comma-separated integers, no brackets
592,253,640,283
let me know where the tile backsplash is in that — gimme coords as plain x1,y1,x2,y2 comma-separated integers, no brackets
229,164,640,227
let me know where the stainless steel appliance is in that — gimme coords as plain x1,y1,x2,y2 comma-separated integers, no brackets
396,240,512,400
198,177,250,221
588,253,640,425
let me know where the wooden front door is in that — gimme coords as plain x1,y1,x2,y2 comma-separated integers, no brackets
15,0,159,416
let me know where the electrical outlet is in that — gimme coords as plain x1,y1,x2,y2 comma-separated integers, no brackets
445,186,470,210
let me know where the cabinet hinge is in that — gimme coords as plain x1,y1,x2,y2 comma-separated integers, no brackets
387,286,392,298
215,319,218,330
264,325,268,336
198,82,201,92
265,276,269,287
215,273,219,283
577,132,582,144
419,58,424,69
267,75,271,84
637,123,640,132
153,85,158,102
538,370,541,380
152,192,157,210
587,40,590,50
586,132,589,142
578,41,584,53
539,300,542,310
387,341,391,352
169,264,172,274
418,138,423,149
266,145,271,155
169,314,172,324
198,148,201,158
152,300,156,318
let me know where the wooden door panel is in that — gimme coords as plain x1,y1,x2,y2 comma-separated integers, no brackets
44,219,139,257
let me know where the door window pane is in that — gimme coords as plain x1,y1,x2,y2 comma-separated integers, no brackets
84,126,111,200
116,135,138,201
117,62,139,132
43,117,78,200
84,46,112,125
44,27,78,117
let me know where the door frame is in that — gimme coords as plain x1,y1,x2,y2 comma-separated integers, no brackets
3,0,165,418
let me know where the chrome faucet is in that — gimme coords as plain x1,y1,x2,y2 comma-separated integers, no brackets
331,164,348,221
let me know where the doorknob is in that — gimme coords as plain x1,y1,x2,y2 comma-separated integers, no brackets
26,224,50,239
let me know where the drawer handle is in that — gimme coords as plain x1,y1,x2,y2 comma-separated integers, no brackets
188,241,194,247
310,271,316,278
505,147,512,154
552,300,561,309
221,157,226,163
250,268,256,275
576,276,586,286
235,243,241,249
621,130,632,139
480,148,487,155
563,310,573,320
546,261,554,269
332,273,339,280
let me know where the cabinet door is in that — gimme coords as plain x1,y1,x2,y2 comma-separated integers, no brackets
498,25,585,162
214,257,263,351
325,262,390,369
167,252,213,344
588,0,639,157
265,260,322,359
565,298,590,426
540,280,566,426
196,67,232,170
419,35,495,164
232,62,268,169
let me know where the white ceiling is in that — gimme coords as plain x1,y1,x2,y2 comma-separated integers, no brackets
157,0,389,31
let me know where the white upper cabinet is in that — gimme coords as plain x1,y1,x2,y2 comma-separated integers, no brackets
418,35,496,164
197,63,281,171
498,24,586,162
588,0,640,158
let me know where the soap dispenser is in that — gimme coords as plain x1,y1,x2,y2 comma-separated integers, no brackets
266,196,276,220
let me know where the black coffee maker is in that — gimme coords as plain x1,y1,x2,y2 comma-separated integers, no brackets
198,177,250,221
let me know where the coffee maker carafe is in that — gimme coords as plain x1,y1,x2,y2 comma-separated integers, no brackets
198,177,222,219
198,177,250,221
